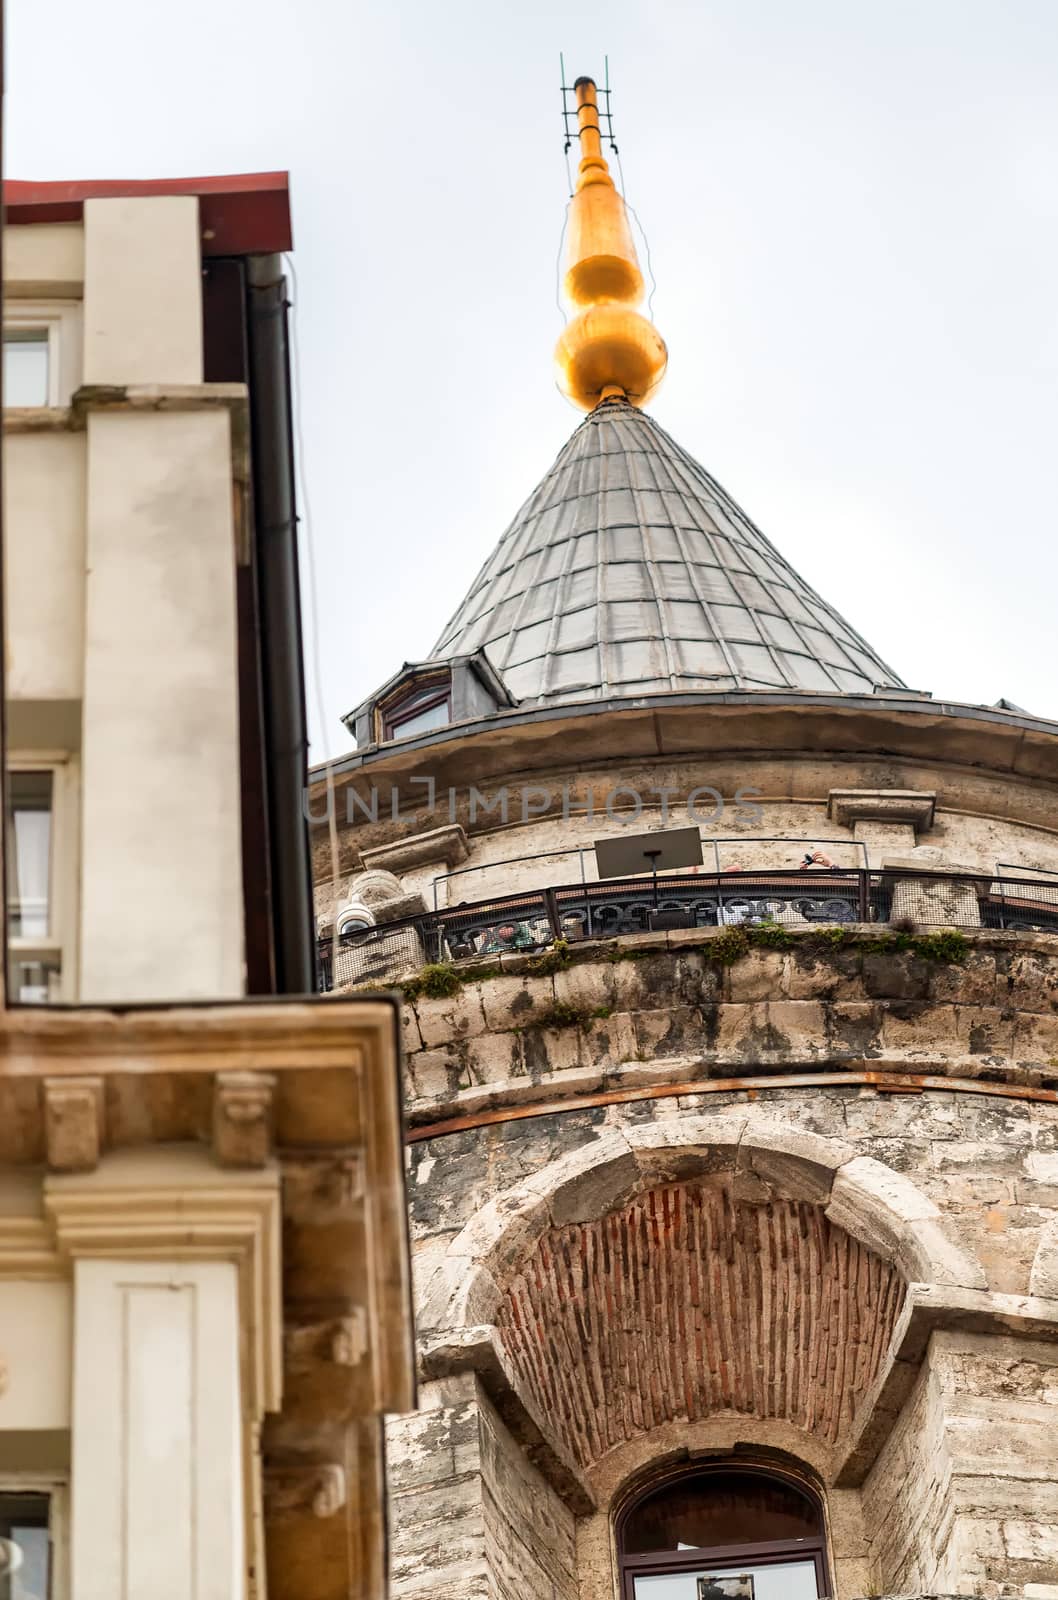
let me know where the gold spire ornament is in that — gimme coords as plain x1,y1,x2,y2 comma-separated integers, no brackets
554,77,667,411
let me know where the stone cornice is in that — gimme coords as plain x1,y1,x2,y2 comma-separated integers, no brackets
0,995,416,1420
0,996,396,1076
0,1215,64,1280
311,692,1058,793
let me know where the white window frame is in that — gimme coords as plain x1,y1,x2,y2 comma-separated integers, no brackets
6,753,78,1004
3,301,82,408
0,1474,69,1600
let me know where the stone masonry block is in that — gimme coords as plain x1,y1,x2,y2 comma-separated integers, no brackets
1030,1221,1058,1299
415,986,488,1048
480,973,550,1031
725,949,787,1003
827,1155,941,1262
549,1148,640,1227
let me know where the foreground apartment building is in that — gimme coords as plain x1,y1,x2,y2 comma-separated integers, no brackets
0,176,412,1599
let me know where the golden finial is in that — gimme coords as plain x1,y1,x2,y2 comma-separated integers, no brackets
554,76,667,411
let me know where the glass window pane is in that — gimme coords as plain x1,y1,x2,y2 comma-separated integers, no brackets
3,332,50,407
389,699,449,739
634,1558,819,1600
6,771,53,939
8,951,62,1005
0,1492,51,1600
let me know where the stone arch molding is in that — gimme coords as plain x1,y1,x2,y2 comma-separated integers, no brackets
417,1112,986,1338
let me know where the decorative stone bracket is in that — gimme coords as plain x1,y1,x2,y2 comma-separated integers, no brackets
359,822,469,876
827,790,937,832
43,1076,105,1173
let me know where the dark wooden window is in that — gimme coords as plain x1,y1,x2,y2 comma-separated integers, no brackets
380,677,451,742
618,1468,829,1600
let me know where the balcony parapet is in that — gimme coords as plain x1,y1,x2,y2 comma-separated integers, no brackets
320,863,1058,996
386,923,1058,1134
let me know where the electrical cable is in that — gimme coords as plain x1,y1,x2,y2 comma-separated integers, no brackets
555,201,570,324
283,252,341,987
614,147,659,324
626,199,659,324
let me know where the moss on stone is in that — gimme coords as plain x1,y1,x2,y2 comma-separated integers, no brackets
400,962,463,1001
707,926,751,965
530,938,573,975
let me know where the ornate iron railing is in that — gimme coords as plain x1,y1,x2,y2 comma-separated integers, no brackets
317,866,1058,993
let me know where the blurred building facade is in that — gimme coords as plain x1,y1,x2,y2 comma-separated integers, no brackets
312,81,1058,1600
0,176,413,1600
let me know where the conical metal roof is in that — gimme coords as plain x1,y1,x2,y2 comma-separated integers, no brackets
432,399,904,704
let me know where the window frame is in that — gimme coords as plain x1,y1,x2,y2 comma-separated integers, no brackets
3,301,83,408
378,673,452,743
616,1465,831,1600
0,1477,68,1600
5,754,77,1005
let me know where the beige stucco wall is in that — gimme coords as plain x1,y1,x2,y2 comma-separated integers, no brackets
0,1281,71,1434
4,431,86,704
82,197,203,387
4,198,246,1003
3,222,84,300
79,408,244,1001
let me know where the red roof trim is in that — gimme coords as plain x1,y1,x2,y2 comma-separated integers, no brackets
3,171,292,257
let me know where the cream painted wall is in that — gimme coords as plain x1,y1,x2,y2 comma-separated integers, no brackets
0,1281,71,1431
4,432,86,703
82,198,203,386
79,408,244,1000
3,223,84,300
5,201,248,1002
70,1258,244,1600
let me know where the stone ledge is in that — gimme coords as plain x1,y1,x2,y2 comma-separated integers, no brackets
397,926,1058,1127
828,787,937,830
836,1282,1058,1485
359,823,469,875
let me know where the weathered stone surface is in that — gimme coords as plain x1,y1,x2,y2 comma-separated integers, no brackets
399,932,1058,1128
43,1076,103,1172
212,1069,274,1167
1031,1220,1058,1299
385,929,1058,1600
386,1379,575,1599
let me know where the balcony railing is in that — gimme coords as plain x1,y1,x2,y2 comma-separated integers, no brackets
317,865,1058,993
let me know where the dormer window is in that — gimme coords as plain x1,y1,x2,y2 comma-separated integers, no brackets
343,653,513,750
380,674,451,742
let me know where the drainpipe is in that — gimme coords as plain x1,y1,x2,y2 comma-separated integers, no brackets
245,255,315,994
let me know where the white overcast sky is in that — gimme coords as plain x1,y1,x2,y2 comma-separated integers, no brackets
8,0,1058,758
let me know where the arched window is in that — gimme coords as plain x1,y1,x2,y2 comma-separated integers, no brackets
618,1467,829,1600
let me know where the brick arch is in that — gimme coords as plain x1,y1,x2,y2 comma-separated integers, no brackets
494,1175,905,1469
417,1115,984,1338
